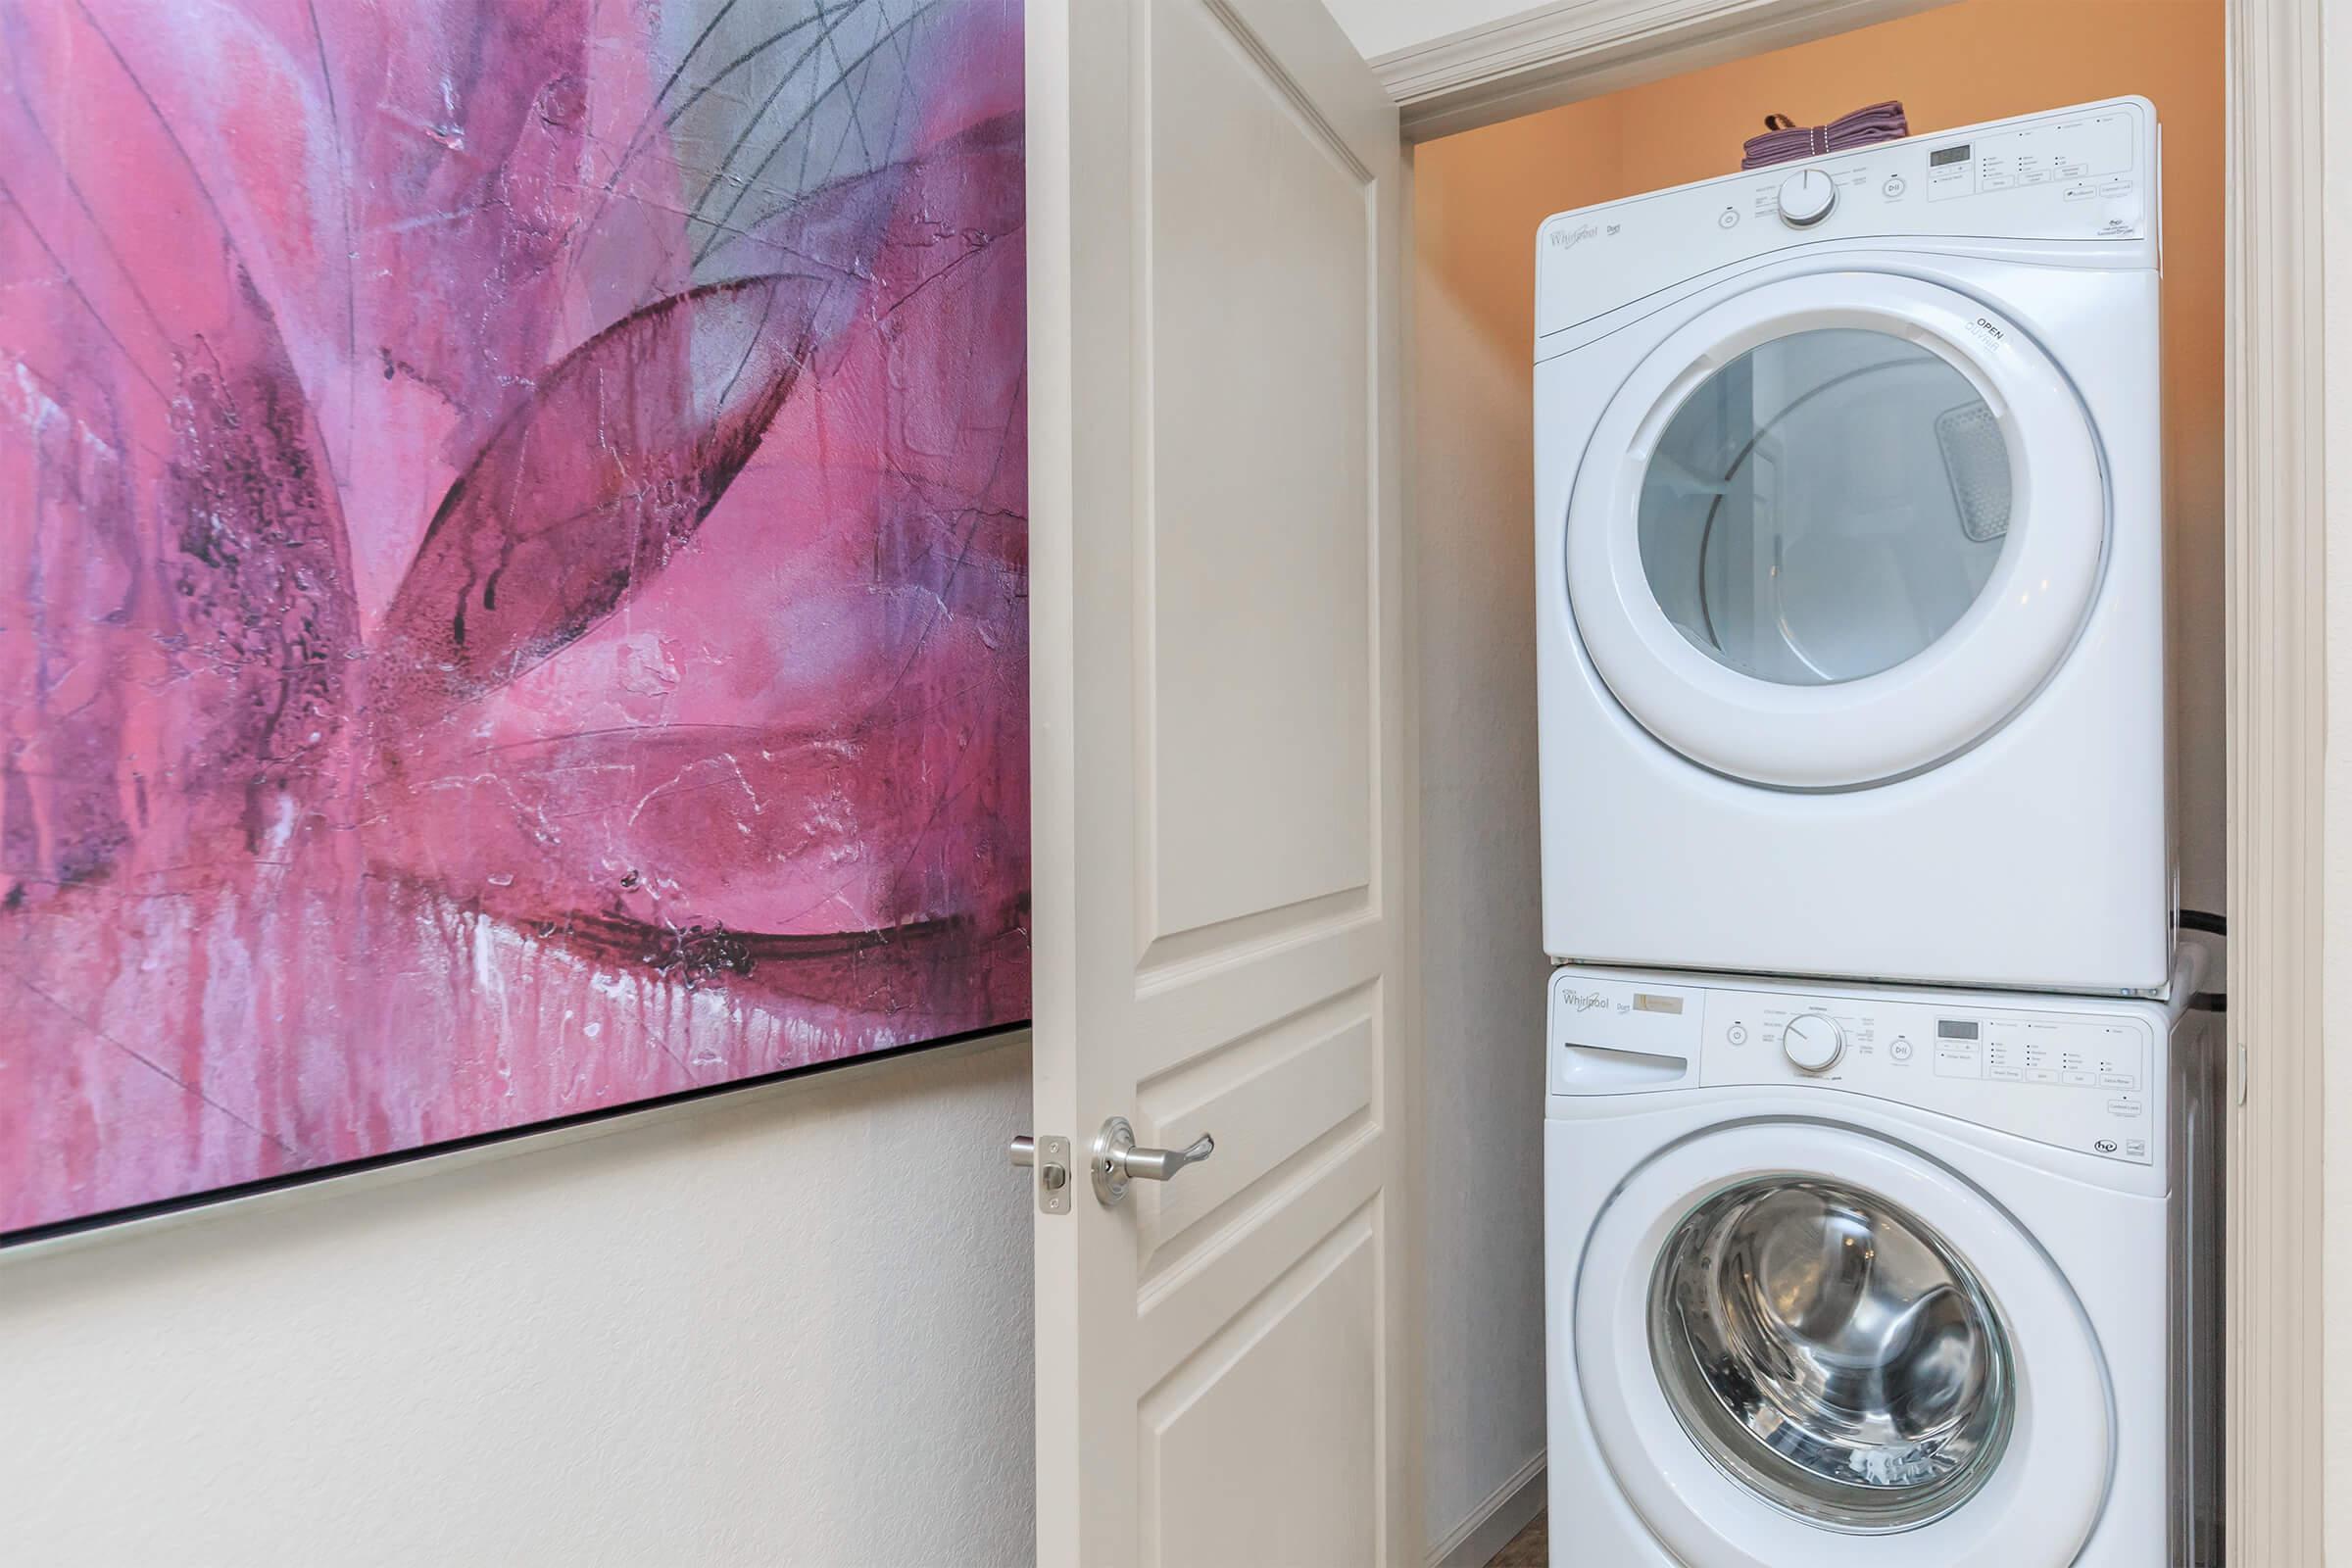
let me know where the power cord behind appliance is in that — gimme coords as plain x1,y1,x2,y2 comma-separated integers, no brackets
2179,908,2227,1012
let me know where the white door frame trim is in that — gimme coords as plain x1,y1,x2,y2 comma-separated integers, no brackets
1376,0,2325,1553
2229,1,2329,1557
1369,0,1958,139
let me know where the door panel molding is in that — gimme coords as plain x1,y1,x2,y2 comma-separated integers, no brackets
1134,996,1380,1278
1138,1204,1384,1567
1136,0,1384,953
1135,888,1376,982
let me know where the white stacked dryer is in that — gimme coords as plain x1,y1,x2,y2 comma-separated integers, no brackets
1534,97,2169,995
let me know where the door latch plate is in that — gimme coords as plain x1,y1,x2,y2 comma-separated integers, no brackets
1036,1135,1072,1214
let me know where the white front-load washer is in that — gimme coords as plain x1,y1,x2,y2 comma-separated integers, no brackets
1543,950,2220,1566
1535,98,2171,993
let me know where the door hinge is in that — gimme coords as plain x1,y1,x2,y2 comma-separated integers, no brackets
2233,1041,2247,1108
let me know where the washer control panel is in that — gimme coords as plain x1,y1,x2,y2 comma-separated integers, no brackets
1549,969,2160,1166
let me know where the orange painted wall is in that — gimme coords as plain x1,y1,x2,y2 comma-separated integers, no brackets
1415,0,2227,909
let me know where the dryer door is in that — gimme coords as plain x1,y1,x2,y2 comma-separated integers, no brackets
1572,1121,2113,1566
1564,271,2106,789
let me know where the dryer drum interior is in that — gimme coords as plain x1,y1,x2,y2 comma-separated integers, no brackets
1635,328,2013,689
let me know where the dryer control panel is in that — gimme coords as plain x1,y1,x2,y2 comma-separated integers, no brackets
1535,96,2158,343
1548,969,2162,1166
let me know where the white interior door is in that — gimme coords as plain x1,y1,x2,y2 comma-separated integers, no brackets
1026,0,1409,1562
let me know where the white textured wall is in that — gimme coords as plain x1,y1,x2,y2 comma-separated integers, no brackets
0,1034,1035,1568
1409,165,1555,1559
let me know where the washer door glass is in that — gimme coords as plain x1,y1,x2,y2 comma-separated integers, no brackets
1636,328,2010,687
1647,1176,2016,1532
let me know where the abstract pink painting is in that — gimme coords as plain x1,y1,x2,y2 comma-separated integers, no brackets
0,0,1028,1235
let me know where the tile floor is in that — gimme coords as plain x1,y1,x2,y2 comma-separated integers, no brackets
1488,1510,1545,1567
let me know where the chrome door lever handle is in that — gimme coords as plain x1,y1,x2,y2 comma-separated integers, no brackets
1009,1134,1037,1167
1121,1133,1215,1183
1092,1116,1215,1206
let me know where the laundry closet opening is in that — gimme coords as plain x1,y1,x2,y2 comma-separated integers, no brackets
1395,0,2224,1559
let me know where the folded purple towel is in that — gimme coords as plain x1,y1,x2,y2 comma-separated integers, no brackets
1740,101,1910,170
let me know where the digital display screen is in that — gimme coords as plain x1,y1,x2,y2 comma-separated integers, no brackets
1937,1019,1981,1040
1633,994,1684,1015
1930,144,1972,168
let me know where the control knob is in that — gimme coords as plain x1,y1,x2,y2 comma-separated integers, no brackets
1777,168,1838,227
1783,1013,1845,1073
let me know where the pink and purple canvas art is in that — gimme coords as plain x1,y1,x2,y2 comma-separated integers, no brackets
0,0,1028,1235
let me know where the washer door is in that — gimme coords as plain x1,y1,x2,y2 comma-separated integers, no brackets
1565,272,2106,789
1574,1122,2113,1567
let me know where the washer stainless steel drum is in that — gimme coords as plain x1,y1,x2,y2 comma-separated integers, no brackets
1544,956,2221,1567
1646,1176,2015,1531
1534,99,2170,994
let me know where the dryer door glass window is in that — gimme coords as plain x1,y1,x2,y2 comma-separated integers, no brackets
1636,328,2011,686
1647,1176,2016,1532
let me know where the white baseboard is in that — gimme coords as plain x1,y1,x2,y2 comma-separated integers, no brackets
1427,1449,1545,1568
